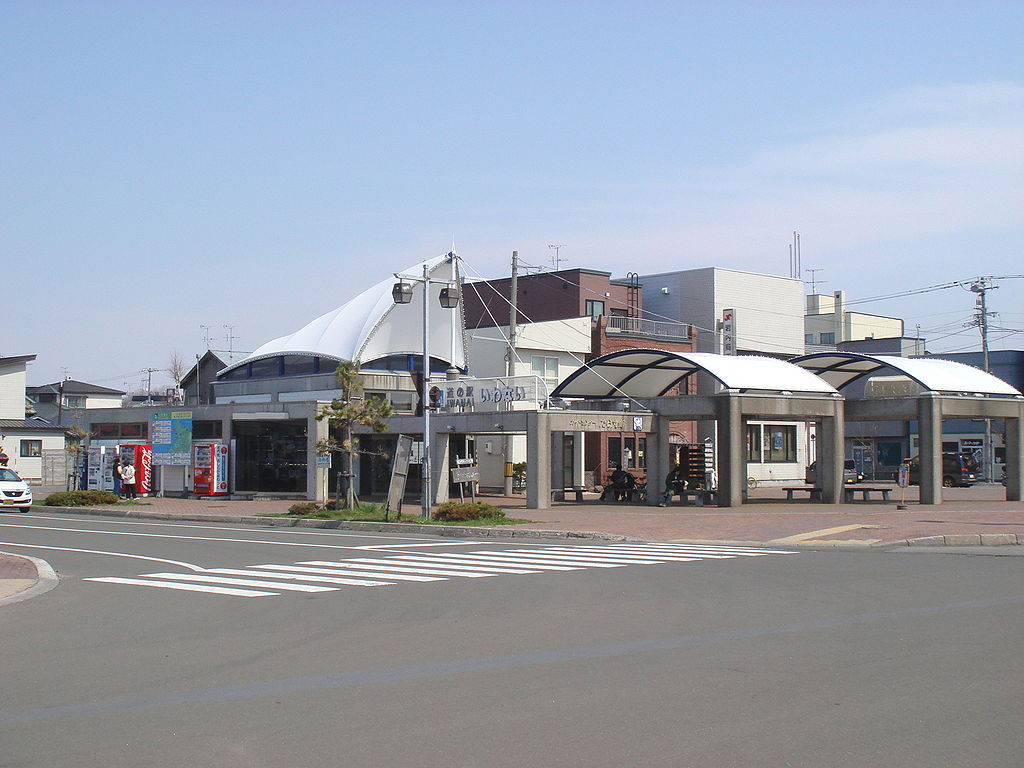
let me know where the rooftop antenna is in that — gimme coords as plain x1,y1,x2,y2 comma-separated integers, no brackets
200,325,213,347
548,244,567,271
223,325,238,352
60,366,71,380
805,268,827,294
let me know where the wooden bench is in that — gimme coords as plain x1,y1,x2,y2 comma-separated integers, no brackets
783,486,823,501
843,486,892,502
664,489,716,507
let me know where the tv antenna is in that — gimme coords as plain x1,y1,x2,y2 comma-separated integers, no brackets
548,244,567,271
200,325,213,347
223,325,238,351
805,268,827,294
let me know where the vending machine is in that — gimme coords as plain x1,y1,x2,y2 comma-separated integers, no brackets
86,445,115,491
194,443,229,496
119,444,154,496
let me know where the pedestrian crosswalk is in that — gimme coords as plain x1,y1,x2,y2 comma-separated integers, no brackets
83,543,797,598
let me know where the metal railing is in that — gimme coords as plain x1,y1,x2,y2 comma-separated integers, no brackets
606,315,690,339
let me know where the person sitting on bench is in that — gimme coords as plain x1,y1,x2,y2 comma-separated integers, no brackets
600,465,636,501
659,465,688,506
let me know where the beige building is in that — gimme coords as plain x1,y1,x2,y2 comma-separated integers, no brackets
805,290,903,347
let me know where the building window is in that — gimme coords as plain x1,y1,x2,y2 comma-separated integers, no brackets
193,421,223,440
20,440,42,457
746,425,762,462
585,300,605,319
531,356,560,394
819,332,836,344
607,436,621,470
63,395,87,408
763,426,797,462
610,308,629,318
804,334,814,344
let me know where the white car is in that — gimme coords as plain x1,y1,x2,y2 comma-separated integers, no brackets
0,468,33,510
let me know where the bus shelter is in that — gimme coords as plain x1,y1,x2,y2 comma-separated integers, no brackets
793,353,1024,504
552,350,846,507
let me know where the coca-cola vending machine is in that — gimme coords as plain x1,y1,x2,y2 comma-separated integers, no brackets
119,444,153,496
194,443,229,496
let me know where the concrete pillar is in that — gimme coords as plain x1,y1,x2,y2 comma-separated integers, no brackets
818,406,845,504
917,395,943,505
306,409,329,502
1005,414,1024,502
715,396,744,507
526,412,551,509
222,417,233,496
647,416,672,506
431,430,451,505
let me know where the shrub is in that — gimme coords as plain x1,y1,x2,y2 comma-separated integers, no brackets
433,501,505,522
44,490,120,507
287,502,322,516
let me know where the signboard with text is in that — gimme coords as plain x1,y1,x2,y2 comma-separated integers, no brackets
437,376,547,412
151,410,193,466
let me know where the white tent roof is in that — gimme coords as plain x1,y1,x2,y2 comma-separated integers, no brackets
551,350,839,398
221,253,467,374
793,353,1022,397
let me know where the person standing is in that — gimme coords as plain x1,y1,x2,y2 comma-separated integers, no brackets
119,459,137,500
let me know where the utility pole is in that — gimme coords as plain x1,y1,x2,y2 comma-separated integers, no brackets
969,277,998,480
504,251,519,497
142,368,159,405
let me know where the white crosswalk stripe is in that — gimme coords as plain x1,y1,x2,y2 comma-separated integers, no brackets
348,557,542,575
246,564,441,582
82,543,795,598
300,560,505,577
84,577,277,597
140,573,339,592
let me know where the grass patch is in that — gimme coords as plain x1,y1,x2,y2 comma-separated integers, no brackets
265,501,532,526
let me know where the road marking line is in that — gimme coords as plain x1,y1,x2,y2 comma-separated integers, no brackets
140,573,338,592
501,549,670,564
770,525,881,544
83,577,275,597
300,560,501,577
383,554,581,571
0,541,206,571
354,542,486,549
530,548,701,562
461,552,627,568
247,564,438,583
0,523,421,552
205,568,412,584
646,543,799,554
348,557,542,575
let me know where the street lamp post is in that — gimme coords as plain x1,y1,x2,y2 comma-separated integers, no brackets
393,255,461,519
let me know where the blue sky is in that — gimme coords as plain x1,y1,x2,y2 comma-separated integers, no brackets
4,1,1022,388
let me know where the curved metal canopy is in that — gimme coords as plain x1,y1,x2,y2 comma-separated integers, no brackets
551,350,839,399
221,252,467,375
792,352,1021,397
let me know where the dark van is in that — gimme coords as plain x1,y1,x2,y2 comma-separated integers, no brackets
904,453,979,487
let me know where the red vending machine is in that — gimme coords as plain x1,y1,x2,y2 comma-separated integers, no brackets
194,443,229,496
118,444,153,496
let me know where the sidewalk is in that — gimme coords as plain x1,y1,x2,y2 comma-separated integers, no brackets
0,552,40,603
24,482,1024,549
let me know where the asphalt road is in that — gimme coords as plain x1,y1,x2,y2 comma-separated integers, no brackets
1,512,1022,768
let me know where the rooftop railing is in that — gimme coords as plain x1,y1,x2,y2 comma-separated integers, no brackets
606,315,691,339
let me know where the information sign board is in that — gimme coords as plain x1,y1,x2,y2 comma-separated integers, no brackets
151,411,193,466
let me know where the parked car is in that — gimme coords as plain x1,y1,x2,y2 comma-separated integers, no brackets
804,460,863,485
0,467,33,510
903,453,979,487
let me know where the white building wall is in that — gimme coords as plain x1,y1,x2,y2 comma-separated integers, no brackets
0,364,28,420
7,432,66,480
640,268,804,356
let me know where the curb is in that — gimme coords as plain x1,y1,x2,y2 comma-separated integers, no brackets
901,533,1024,547
37,505,641,542
0,552,59,607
